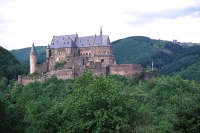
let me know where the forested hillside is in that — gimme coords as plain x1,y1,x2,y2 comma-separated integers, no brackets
1,70,200,132
10,46,46,65
0,46,28,80
112,36,200,81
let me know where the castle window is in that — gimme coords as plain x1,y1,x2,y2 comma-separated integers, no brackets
87,40,89,42
68,37,70,40
53,43,54,45
57,41,58,42
67,42,69,44
64,42,65,44
82,44,83,46
101,59,104,62
80,41,81,42
89,43,90,45
63,38,64,40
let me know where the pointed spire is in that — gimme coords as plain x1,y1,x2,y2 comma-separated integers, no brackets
47,43,50,49
30,42,37,53
100,25,102,36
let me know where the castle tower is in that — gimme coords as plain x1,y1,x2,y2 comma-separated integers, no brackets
46,44,51,58
30,43,37,74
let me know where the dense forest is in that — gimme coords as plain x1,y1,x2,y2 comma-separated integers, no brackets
1,70,200,132
0,46,28,80
10,36,200,81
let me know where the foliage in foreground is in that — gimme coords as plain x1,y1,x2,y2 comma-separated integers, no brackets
1,71,200,132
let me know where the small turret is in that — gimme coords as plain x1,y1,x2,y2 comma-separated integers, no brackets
30,42,37,74
46,44,51,58
100,25,102,44
100,25,102,36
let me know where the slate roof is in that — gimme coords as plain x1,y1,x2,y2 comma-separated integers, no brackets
50,35,77,49
30,43,37,53
93,35,110,46
76,35,95,47
50,34,111,49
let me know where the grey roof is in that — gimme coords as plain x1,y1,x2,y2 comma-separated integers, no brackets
50,34,111,49
50,34,77,49
30,43,37,53
93,35,111,46
76,35,94,47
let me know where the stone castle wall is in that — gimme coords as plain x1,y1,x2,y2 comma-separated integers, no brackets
18,69,74,85
109,64,143,77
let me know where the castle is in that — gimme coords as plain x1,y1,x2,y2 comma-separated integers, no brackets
18,27,143,85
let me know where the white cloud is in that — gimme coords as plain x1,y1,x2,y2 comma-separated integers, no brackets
0,0,200,50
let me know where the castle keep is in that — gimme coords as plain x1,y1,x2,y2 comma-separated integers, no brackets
18,27,143,85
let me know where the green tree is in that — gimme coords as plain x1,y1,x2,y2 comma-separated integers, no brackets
60,70,138,133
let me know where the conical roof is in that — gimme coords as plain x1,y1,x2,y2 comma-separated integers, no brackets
47,44,50,49
30,42,37,53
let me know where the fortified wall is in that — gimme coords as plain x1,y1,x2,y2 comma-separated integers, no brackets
109,64,143,77
18,69,74,85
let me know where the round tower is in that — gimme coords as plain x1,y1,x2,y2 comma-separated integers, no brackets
46,44,51,58
30,42,37,74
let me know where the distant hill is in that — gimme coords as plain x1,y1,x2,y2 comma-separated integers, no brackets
0,46,28,80
10,36,200,81
112,36,200,81
10,46,46,65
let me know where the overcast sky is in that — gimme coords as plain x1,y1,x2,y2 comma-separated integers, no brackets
0,0,200,50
